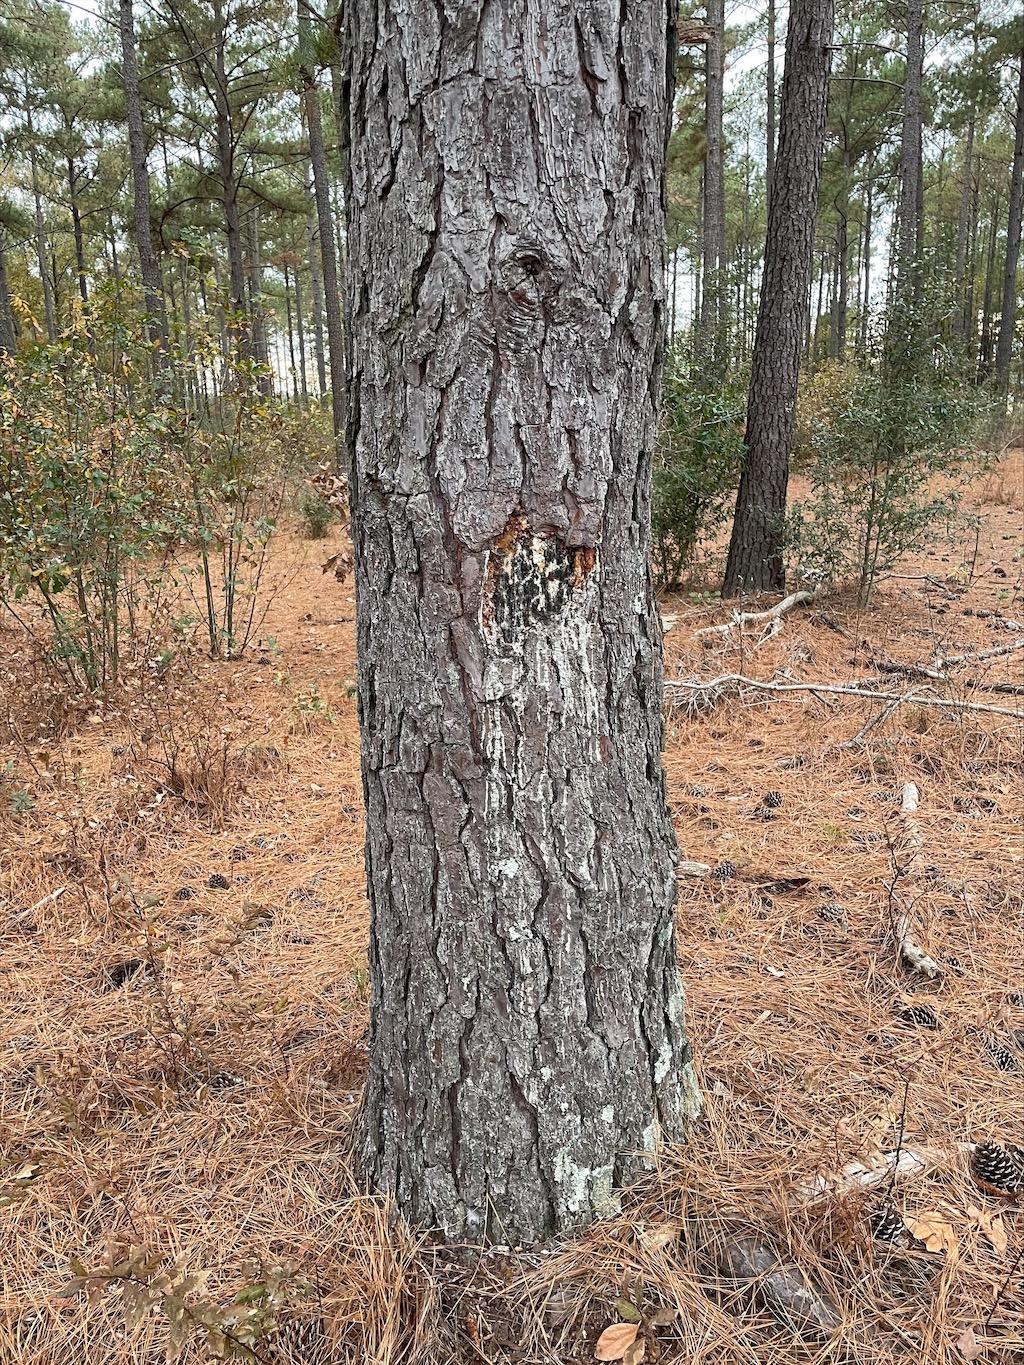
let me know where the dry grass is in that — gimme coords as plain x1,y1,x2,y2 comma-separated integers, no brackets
1,459,1022,1365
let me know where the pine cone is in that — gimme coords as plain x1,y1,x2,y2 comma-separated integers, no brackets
870,1200,919,1250
970,1141,1024,1198
981,1035,1020,1072
712,861,737,882
207,872,230,890
269,1316,330,1363
817,902,848,924
896,1002,938,1029
762,790,784,809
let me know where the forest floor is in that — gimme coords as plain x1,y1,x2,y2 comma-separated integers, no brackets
1,454,1022,1365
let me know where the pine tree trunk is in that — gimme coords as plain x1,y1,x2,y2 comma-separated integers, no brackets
766,0,777,211
344,0,700,1246
68,159,89,309
293,263,309,401
952,115,975,345
118,0,167,357
700,0,726,362
0,237,15,354
300,0,347,468
722,0,834,597
994,55,1024,403
306,206,328,396
858,178,873,355
212,3,247,357
28,140,57,342
978,191,1000,380
893,0,924,315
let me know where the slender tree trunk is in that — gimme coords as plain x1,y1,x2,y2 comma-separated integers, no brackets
245,211,273,390
952,115,975,345
766,0,776,211
994,55,1024,403
293,262,309,401
68,159,89,309
29,141,57,341
892,0,924,321
118,0,167,357
859,178,873,355
284,259,298,392
0,238,15,354
978,192,1000,380
345,0,700,1245
964,154,980,343
300,0,347,467
211,7,247,360
307,206,328,395
723,0,834,597
700,0,726,362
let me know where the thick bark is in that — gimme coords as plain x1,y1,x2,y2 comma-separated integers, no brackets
118,0,166,356
722,0,834,597
300,0,347,467
994,56,1024,403
344,0,700,1245
700,0,726,361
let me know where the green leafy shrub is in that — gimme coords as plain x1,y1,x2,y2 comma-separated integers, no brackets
0,318,178,691
789,365,986,605
0,293,301,691
793,361,860,467
652,348,745,587
297,487,335,539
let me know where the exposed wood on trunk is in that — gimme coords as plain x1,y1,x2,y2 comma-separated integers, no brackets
344,0,700,1245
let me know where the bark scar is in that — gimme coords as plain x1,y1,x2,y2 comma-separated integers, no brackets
481,514,597,643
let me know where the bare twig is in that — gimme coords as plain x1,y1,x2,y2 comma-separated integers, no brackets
665,674,1024,720
695,587,821,639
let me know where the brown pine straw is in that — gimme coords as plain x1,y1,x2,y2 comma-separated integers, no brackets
1,462,1022,1364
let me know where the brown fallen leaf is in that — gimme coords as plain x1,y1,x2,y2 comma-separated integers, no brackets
956,1325,984,1361
595,1322,640,1361
624,1341,646,1365
906,1211,958,1256
967,1203,1008,1256
639,1219,683,1252
648,1306,677,1328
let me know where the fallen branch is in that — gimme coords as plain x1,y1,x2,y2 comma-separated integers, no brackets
695,587,820,639
665,674,1024,721
795,1147,934,1205
890,782,943,981
933,636,1024,671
